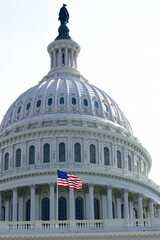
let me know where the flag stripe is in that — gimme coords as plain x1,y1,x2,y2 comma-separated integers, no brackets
57,170,82,190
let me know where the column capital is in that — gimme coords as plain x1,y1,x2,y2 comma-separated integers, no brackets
129,196,134,202
138,193,143,198
157,204,160,210
88,183,94,189
12,187,17,192
123,189,129,194
49,183,55,188
30,184,36,189
107,185,112,191
115,192,121,199
101,189,107,195
149,198,154,204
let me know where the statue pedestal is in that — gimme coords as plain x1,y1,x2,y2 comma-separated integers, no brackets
55,24,71,40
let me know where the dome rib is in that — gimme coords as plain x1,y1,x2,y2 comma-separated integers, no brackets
0,77,133,135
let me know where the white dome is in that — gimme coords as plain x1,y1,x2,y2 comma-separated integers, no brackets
0,75,132,135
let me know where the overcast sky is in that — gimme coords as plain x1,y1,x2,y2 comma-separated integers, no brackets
0,0,160,185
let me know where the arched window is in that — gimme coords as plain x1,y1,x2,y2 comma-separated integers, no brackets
48,98,53,106
94,101,99,109
59,143,65,162
43,144,50,163
133,208,137,219
75,197,84,220
29,146,35,165
83,99,88,107
60,97,64,105
16,149,21,167
121,204,124,219
26,102,31,111
104,147,109,165
42,198,50,221
72,97,77,105
90,144,96,164
17,106,21,114
128,155,131,171
1,206,5,221
36,100,41,108
26,200,30,221
94,198,100,219
74,143,81,162
59,197,67,220
4,153,9,171
117,151,122,168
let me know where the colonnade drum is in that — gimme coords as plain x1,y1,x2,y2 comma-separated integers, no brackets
1,181,160,222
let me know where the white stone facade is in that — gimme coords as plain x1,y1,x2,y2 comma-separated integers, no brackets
0,7,160,240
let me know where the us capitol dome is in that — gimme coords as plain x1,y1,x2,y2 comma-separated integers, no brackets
0,4,160,240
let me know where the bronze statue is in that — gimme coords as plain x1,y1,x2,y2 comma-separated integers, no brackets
58,4,69,25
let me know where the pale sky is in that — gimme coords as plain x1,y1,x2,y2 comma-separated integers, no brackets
0,0,160,185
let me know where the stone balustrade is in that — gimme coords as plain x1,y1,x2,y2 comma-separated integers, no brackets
0,219,159,235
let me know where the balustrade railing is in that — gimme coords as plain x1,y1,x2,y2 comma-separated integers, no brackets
0,218,159,234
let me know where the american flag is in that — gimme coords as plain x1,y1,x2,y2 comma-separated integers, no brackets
57,170,82,190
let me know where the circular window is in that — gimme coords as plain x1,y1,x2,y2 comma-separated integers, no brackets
48,98,53,106
94,101,99,109
72,97,77,105
83,99,88,107
36,100,41,108
26,102,31,111
59,97,64,105
17,106,21,114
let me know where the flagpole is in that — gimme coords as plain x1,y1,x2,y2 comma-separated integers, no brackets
56,175,58,221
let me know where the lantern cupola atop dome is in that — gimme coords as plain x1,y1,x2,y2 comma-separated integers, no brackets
47,4,80,76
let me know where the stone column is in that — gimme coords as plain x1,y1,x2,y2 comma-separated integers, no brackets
5,198,9,221
99,142,103,165
22,143,26,167
0,192,2,221
50,183,55,221
30,185,36,221
53,49,56,68
12,188,18,221
129,197,134,219
123,148,126,170
68,137,72,162
89,184,94,220
116,193,121,219
139,158,142,175
149,199,154,219
65,48,68,66
50,53,53,69
107,186,112,219
138,194,143,219
71,49,74,67
0,150,2,172
75,52,78,69
157,204,160,218
58,48,62,67
18,195,24,221
124,189,129,219
69,188,75,220
102,191,107,219
83,138,89,163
